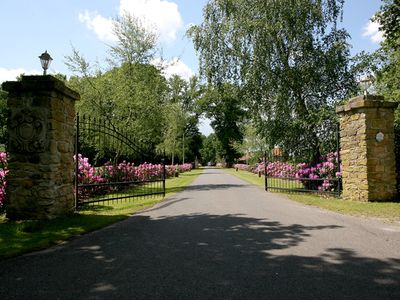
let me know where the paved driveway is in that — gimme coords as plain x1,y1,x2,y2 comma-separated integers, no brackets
1,168,399,299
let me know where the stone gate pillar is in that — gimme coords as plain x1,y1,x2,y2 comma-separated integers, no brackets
2,75,79,219
336,95,397,202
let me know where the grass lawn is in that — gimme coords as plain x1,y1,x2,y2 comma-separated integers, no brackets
0,168,203,260
224,168,400,223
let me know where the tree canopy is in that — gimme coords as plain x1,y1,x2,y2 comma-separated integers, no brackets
373,0,400,50
199,83,245,165
189,0,357,161
65,13,202,164
355,0,400,125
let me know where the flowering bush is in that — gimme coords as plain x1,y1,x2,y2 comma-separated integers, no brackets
0,154,193,206
74,155,192,198
165,165,178,177
295,152,341,191
75,155,192,184
234,152,341,192
178,163,193,173
261,161,298,178
75,154,105,185
0,152,7,209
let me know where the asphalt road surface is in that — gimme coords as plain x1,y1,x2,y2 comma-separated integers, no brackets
1,168,399,299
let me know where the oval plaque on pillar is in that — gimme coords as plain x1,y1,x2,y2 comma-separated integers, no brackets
9,108,47,153
375,132,384,143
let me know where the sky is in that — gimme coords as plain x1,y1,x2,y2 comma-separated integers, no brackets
0,0,384,135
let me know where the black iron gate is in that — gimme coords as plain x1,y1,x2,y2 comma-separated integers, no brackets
394,127,400,196
264,123,342,197
74,114,165,208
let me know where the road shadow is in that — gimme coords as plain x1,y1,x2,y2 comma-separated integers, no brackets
165,184,250,195
181,170,221,176
140,197,191,213
0,213,399,299
183,183,251,191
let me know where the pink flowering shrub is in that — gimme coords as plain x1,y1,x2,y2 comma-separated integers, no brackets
74,154,108,198
0,152,7,209
165,163,193,176
295,152,341,191
74,155,192,198
248,161,298,177
264,161,298,177
75,154,105,185
236,161,298,177
166,165,177,177
178,163,193,173
134,163,164,181
0,153,193,206
234,152,341,192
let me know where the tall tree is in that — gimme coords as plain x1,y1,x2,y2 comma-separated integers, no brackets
108,13,157,66
162,75,203,164
0,88,7,147
200,133,221,164
355,1,400,125
373,0,400,113
66,13,168,158
373,0,400,50
189,0,356,161
234,123,266,164
199,84,244,165
157,102,186,164
66,13,206,164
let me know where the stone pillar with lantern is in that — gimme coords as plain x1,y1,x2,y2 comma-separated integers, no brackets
2,52,80,219
336,94,398,202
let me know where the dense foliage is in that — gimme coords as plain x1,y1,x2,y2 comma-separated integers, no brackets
373,0,400,50
66,14,202,165
355,1,400,125
0,152,7,209
0,88,7,146
189,0,357,162
200,133,221,164
199,84,245,165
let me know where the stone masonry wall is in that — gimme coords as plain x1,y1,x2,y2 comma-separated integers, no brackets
337,95,397,202
365,104,397,200
2,76,79,219
339,110,369,201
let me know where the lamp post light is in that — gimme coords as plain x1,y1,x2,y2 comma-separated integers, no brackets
39,50,53,75
359,75,373,96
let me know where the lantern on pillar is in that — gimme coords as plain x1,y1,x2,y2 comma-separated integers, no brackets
359,75,374,96
38,51,53,75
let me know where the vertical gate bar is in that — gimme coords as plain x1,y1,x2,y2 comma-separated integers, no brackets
264,151,268,191
102,118,105,160
75,113,80,209
162,157,166,197
336,122,341,197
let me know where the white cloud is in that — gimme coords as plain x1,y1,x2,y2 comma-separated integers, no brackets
78,10,115,42
362,20,384,43
0,68,41,84
164,58,194,80
79,0,183,44
152,58,194,81
119,0,183,43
